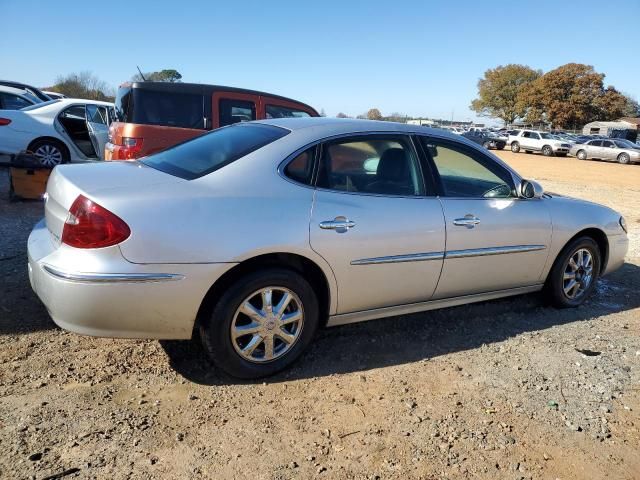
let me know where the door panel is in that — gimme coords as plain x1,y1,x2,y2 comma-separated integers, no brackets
310,191,445,313
85,104,109,160
434,198,551,298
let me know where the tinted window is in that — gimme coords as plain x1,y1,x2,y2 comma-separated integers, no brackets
588,140,602,147
130,89,205,129
219,99,256,127
142,124,288,180
316,137,423,196
0,93,33,109
602,140,614,148
284,148,315,185
421,138,513,198
114,86,131,122
266,105,311,119
60,105,86,120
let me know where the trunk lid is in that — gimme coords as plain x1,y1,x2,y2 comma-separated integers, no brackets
45,161,182,242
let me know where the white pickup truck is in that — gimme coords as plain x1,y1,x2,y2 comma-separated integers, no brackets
508,130,572,157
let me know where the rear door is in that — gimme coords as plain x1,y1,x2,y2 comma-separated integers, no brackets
309,134,445,314
586,140,602,158
85,104,109,160
213,91,259,128
418,136,552,298
600,140,616,161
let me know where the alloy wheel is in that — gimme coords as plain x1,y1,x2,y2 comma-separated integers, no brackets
231,287,304,363
34,144,63,167
562,248,594,300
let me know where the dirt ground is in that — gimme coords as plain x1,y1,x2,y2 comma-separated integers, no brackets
0,152,639,480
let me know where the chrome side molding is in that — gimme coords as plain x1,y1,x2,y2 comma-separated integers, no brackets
327,284,544,326
42,265,185,283
351,251,444,265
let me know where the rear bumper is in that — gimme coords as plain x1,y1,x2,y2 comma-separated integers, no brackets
28,219,235,339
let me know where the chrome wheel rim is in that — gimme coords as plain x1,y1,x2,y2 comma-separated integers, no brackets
34,144,63,166
577,151,586,160
543,146,552,155
231,287,304,363
563,248,594,300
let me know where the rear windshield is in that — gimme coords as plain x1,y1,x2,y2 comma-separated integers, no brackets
141,123,289,180
115,86,205,129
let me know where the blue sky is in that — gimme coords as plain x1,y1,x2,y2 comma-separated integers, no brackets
2,0,638,123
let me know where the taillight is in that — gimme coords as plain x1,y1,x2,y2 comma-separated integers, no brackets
119,137,143,160
0,118,11,126
62,195,130,248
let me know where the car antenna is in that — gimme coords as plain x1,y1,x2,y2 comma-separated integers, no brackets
136,66,147,82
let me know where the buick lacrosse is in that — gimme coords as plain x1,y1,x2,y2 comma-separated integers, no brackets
28,118,629,378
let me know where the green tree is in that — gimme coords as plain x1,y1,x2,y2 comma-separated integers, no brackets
336,112,350,118
470,64,541,125
132,69,182,82
49,71,114,101
367,108,383,120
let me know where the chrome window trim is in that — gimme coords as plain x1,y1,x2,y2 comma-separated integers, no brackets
43,265,185,283
351,251,444,265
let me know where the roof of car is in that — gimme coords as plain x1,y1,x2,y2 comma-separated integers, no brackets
0,85,35,96
122,81,318,114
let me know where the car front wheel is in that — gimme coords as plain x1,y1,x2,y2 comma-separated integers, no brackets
618,153,630,164
577,150,587,160
511,142,520,153
200,268,319,379
545,236,601,308
542,145,553,156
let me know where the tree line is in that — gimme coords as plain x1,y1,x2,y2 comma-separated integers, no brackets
470,63,639,129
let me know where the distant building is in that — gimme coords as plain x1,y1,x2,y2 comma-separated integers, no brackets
582,118,639,136
407,119,436,127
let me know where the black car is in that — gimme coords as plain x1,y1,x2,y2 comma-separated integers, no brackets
462,131,506,150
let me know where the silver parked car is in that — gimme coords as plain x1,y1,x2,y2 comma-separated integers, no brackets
570,138,640,164
28,118,629,378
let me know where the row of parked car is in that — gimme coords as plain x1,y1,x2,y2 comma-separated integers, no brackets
0,80,319,167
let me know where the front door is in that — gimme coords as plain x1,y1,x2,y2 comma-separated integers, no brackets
418,136,552,299
85,104,109,160
309,135,445,314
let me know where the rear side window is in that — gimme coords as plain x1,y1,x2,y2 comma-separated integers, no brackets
284,148,315,185
266,105,311,119
142,124,288,180
0,92,33,109
129,89,205,129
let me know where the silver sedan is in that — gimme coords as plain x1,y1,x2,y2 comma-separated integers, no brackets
28,118,629,378
570,138,640,164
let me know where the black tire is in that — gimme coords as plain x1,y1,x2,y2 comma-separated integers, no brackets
618,152,630,165
511,142,520,153
199,268,320,379
542,145,553,157
27,138,70,167
525,150,533,154
577,150,587,160
497,145,505,150
556,153,567,157
545,236,601,308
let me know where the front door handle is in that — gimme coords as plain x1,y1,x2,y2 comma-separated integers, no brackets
453,214,481,228
319,216,356,233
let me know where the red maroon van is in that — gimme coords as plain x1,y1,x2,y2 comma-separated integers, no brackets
105,82,318,160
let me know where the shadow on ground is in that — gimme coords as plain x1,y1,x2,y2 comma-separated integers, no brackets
161,261,640,385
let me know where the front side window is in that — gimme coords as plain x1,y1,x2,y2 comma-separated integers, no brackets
266,104,311,119
219,99,256,127
142,124,288,180
420,138,514,198
316,137,424,196
0,93,33,110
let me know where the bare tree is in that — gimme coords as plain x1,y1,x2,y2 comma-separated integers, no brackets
49,71,115,101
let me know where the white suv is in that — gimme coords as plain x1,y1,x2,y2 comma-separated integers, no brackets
509,130,571,157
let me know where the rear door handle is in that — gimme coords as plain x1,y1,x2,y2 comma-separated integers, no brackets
319,216,356,233
453,214,480,228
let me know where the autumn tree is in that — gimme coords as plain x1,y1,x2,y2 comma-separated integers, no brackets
132,69,182,82
470,64,541,125
367,108,383,120
49,71,114,101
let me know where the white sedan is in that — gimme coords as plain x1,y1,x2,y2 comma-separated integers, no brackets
0,99,115,166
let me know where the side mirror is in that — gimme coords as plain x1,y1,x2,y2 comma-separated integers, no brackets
521,179,544,199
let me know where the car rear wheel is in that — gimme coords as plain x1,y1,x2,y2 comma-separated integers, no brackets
577,150,587,160
618,152,630,164
545,236,601,308
199,268,319,379
511,142,520,153
28,139,69,167
542,145,553,156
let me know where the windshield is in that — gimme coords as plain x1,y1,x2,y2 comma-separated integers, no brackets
142,123,289,180
540,133,555,139
20,99,61,111
614,139,637,148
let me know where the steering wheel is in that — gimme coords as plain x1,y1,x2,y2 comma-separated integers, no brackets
483,184,512,198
